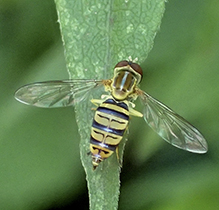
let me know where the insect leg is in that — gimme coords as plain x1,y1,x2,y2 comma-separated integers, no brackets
116,146,122,168
129,106,143,117
90,98,105,107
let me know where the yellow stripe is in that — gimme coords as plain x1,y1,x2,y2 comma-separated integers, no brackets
100,103,129,116
94,111,128,130
91,127,123,145
90,144,114,159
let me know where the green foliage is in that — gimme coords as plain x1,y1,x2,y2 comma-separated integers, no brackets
55,0,165,77
55,0,165,209
0,0,219,210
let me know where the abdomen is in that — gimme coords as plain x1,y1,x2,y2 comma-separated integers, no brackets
90,98,129,169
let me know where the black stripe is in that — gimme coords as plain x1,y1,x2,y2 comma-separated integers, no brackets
104,98,128,110
90,137,117,151
97,107,129,120
92,120,125,136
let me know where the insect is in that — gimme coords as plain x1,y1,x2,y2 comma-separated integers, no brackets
15,60,208,169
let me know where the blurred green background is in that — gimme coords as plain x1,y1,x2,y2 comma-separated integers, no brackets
0,0,219,210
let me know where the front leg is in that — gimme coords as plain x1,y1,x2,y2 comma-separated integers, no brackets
90,98,105,107
90,95,111,107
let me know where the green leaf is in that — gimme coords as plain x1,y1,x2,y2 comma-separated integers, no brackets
54,0,166,209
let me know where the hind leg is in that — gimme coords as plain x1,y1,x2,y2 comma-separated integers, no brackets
116,147,122,168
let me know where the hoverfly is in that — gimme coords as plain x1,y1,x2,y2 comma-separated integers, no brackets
15,60,208,169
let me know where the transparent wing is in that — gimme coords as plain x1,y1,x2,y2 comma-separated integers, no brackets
14,79,104,108
138,90,208,153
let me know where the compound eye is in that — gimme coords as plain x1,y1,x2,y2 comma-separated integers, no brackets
114,60,143,77
129,63,143,77
114,60,129,68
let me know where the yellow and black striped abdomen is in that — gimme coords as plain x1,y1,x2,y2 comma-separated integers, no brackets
90,98,129,169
